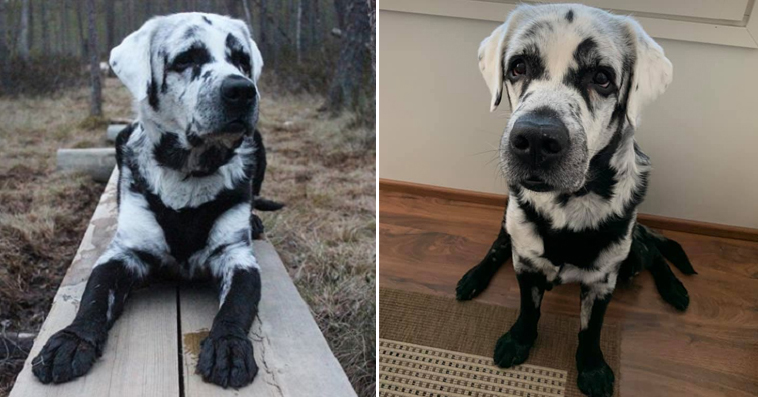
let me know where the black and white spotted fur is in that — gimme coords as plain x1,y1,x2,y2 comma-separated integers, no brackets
32,13,271,389
456,4,696,397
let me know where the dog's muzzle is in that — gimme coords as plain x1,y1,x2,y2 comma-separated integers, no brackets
508,110,570,192
216,75,257,135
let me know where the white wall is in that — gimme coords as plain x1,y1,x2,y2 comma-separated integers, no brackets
379,9,758,228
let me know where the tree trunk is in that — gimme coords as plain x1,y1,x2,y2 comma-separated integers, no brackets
144,0,152,21
241,0,252,30
59,0,68,53
105,0,115,51
326,0,371,114
76,0,87,59
259,0,267,56
17,0,30,60
86,0,102,117
28,0,34,52
296,0,301,64
126,0,134,33
40,0,49,53
368,0,375,74
0,0,10,91
224,0,240,17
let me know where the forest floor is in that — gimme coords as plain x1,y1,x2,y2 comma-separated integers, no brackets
0,78,376,396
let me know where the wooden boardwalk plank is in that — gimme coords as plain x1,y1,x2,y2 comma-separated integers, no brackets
180,241,358,397
10,170,180,397
11,169,357,396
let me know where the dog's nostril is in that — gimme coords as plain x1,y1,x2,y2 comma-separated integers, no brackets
543,138,562,154
512,135,530,151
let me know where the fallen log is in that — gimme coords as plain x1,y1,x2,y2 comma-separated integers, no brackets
56,148,116,183
106,123,128,142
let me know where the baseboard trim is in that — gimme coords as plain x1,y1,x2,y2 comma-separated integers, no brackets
379,178,758,242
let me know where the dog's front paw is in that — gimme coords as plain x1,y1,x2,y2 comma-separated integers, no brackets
456,266,488,301
577,361,615,397
32,328,102,384
197,334,257,389
493,329,534,368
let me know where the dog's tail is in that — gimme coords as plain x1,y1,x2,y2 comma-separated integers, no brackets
651,233,697,275
254,197,285,211
630,223,696,311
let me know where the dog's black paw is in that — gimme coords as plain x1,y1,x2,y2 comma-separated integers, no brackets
456,266,489,301
493,329,534,368
32,328,102,384
577,361,615,397
197,334,257,389
656,275,690,311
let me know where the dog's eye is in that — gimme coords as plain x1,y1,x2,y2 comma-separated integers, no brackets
593,71,610,88
510,60,527,77
171,48,211,72
172,53,194,71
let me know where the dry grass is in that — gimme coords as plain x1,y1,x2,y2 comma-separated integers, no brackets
0,79,375,396
256,88,376,396
0,79,133,395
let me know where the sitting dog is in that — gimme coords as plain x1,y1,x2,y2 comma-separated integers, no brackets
33,13,269,388
456,4,696,396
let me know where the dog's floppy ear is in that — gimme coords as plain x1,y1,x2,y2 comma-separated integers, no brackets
110,18,160,101
249,39,264,83
478,7,528,112
233,20,264,83
478,23,510,112
624,18,673,128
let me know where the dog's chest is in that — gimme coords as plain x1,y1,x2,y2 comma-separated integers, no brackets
507,194,635,276
143,186,249,265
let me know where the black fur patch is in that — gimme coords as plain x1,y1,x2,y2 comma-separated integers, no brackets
125,156,252,264
514,185,634,268
153,133,190,170
147,78,160,110
565,10,574,23
563,38,599,114
507,44,547,96
183,26,199,40
225,34,252,77
202,16,212,25
152,131,244,176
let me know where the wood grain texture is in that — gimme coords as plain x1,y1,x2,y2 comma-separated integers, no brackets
10,170,180,397
379,178,758,242
379,188,758,397
179,241,358,397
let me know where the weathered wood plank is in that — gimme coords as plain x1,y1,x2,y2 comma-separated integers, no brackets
10,170,180,397
179,241,358,397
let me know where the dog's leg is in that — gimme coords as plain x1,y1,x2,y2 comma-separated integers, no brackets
456,224,511,300
494,270,545,367
197,257,261,388
32,256,144,384
576,283,615,397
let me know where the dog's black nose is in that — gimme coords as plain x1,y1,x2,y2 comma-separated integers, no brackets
509,111,569,168
221,75,256,110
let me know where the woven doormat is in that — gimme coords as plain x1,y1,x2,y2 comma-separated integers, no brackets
379,288,621,397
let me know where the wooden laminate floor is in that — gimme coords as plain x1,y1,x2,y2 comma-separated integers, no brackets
379,189,758,397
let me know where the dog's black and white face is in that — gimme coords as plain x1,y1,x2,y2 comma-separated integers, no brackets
479,4,672,193
110,12,263,148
